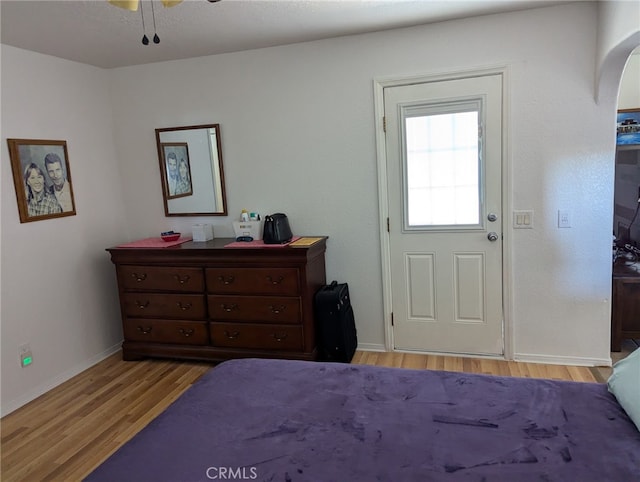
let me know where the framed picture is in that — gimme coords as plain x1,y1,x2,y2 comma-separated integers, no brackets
160,142,193,200
7,139,76,223
616,109,640,146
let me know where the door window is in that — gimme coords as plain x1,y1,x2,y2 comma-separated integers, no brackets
403,102,481,229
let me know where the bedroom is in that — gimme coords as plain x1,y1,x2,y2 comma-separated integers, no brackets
1,0,639,478
0,0,637,416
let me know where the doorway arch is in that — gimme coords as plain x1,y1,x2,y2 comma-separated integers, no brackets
595,0,640,105
596,3,639,361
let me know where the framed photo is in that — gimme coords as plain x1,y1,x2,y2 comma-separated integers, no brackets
160,142,193,200
7,139,76,223
616,109,640,146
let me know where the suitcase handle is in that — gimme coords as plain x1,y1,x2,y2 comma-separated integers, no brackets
317,280,340,294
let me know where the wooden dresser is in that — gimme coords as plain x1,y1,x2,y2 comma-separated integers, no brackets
107,237,327,362
611,258,640,351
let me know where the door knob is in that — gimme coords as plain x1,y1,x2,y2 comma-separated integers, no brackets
487,213,498,222
487,232,499,242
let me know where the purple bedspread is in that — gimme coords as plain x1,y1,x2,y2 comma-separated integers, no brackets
85,358,640,482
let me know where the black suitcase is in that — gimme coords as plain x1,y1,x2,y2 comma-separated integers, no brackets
314,281,357,363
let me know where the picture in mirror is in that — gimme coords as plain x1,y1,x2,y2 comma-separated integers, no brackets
155,123,227,216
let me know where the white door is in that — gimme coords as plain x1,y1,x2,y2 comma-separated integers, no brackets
384,73,504,356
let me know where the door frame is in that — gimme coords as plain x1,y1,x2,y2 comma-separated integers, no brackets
373,66,514,360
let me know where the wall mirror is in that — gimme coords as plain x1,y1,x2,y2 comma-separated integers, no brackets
155,123,227,216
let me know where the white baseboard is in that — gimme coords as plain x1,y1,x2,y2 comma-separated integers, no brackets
1,343,122,417
514,353,612,368
357,343,386,352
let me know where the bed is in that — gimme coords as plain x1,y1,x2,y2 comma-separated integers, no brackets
85,358,640,482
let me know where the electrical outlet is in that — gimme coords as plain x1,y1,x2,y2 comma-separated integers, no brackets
19,343,33,368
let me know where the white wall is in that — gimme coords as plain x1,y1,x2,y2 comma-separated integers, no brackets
618,50,640,109
1,47,128,414
108,2,619,365
2,1,638,414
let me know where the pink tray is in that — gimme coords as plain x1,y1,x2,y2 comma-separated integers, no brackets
117,236,192,248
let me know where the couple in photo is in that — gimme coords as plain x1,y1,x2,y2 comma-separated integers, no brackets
24,153,73,217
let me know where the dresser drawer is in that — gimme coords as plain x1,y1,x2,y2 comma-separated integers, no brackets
206,268,300,295
122,293,206,319
124,319,208,345
210,322,303,351
208,295,301,324
118,265,204,292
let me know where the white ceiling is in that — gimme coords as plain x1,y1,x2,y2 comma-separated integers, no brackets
1,0,574,69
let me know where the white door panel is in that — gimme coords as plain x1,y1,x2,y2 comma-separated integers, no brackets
406,253,436,320
385,74,503,356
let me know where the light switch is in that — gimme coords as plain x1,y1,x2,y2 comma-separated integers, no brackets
513,210,534,229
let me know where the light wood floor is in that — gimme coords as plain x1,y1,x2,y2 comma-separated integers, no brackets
353,350,599,382
0,350,603,481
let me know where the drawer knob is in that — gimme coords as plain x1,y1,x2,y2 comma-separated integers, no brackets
135,300,150,309
217,275,235,285
173,274,191,285
137,326,152,334
224,330,240,340
272,333,288,342
178,328,195,337
131,273,147,282
266,275,284,285
176,302,193,311
221,303,238,312
269,305,286,314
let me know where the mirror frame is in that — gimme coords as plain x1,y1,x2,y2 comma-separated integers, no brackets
155,123,228,217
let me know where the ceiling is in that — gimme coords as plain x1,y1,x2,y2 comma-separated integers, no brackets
1,0,574,69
